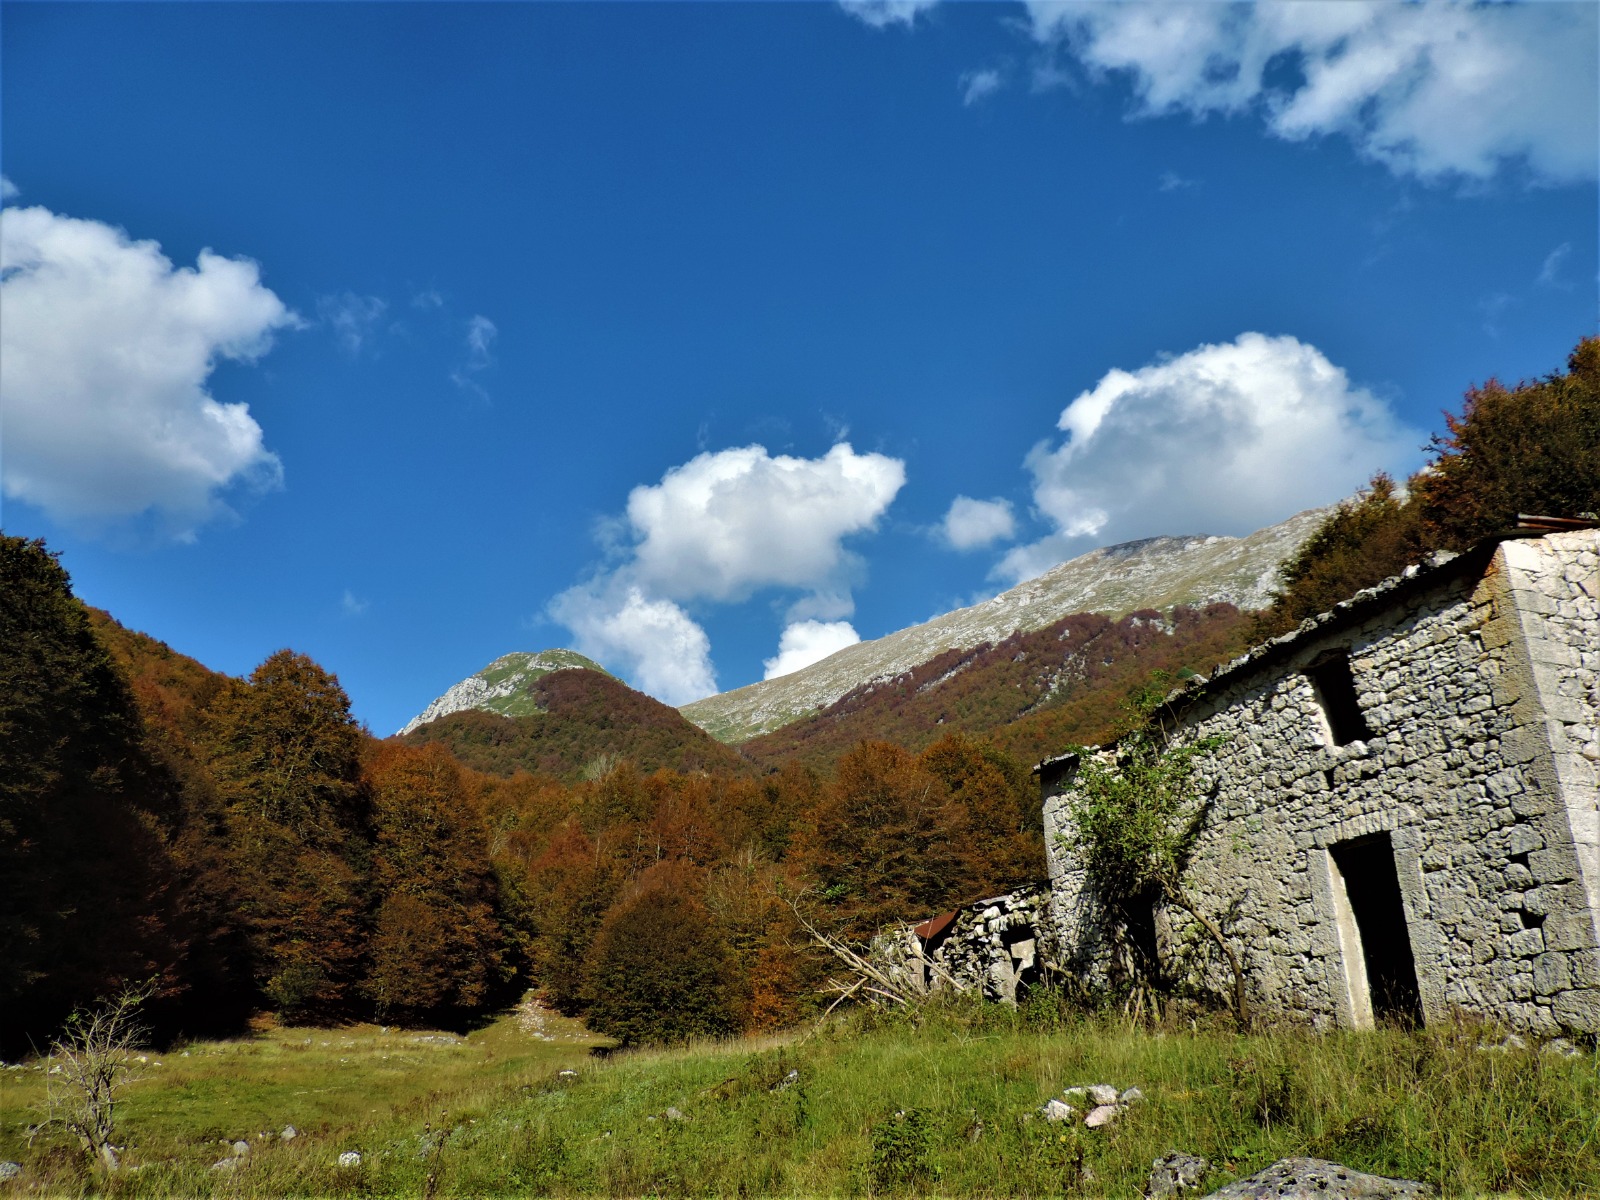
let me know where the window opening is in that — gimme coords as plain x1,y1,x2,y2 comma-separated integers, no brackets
1308,651,1371,746
1329,833,1422,1027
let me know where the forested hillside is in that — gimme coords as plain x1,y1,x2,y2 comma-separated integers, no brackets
401,668,747,780
741,604,1253,773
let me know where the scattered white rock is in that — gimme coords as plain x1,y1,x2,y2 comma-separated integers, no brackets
0,1162,22,1182
337,1151,362,1169
230,1140,250,1157
1088,1083,1120,1106
1148,1152,1209,1198
664,1107,687,1122
1542,1037,1581,1058
280,1125,298,1141
1041,1099,1077,1122
1119,1086,1145,1104
1084,1104,1123,1129
772,1069,800,1092
558,1069,579,1080
210,1158,239,1173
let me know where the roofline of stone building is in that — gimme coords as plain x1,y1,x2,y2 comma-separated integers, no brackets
1034,523,1586,777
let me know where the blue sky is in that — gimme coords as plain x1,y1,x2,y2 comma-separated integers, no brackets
2,0,1596,732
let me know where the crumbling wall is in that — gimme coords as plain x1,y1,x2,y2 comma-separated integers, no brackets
876,885,1054,1004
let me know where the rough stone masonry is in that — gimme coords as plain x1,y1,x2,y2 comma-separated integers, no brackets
1038,528,1600,1035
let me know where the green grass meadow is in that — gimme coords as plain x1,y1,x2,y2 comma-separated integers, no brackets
2,996,1597,1197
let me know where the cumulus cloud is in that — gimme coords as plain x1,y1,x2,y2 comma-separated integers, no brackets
1,175,18,200
1158,170,1198,192
341,590,370,617
0,204,295,537
1026,0,1598,184
625,442,905,608
996,332,1422,584
317,292,388,356
838,0,939,30
550,442,905,703
763,619,861,680
941,495,1016,550
961,68,1003,106
549,581,717,706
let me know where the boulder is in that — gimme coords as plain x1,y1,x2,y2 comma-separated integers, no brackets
1148,1152,1209,1198
1088,1084,1120,1106
1041,1099,1077,1122
1202,1157,1433,1199
280,1125,298,1141
1120,1086,1146,1105
337,1151,362,1169
1084,1104,1123,1129
0,1163,22,1182
230,1140,251,1157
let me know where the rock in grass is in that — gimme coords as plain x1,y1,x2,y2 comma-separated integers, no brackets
1120,1086,1145,1104
1088,1084,1120,1106
1041,1099,1077,1122
210,1158,239,1173
664,1107,688,1122
1084,1103,1123,1128
0,1163,22,1182
337,1151,362,1169
230,1140,250,1157
280,1125,298,1141
1202,1157,1433,1199
1148,1152,1209,1197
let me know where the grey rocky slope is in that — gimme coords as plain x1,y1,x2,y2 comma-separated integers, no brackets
679,507,1328,744
398,650,607,735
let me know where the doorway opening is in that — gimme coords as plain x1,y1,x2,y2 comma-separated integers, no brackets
1329,833,1423,1027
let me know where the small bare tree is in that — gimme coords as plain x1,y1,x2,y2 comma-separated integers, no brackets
41,982,154,1173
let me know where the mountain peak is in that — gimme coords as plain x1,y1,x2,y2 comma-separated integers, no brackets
397,649,607,735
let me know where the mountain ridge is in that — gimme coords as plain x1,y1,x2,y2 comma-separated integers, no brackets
678,507,1329,744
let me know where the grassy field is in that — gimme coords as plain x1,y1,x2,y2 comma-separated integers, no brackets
2,995,1597,1197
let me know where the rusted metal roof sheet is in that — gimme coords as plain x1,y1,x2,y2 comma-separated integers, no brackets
913,910,957,941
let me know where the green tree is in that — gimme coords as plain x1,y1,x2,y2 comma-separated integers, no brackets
582,866,739,1046
0,537,187,1049
1062,712,1244,1024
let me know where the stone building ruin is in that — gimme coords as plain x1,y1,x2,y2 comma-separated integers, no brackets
1039,527,1600,1035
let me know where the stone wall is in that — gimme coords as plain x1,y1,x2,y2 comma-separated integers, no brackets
875,885,1054,1004
1042,531,1600,1036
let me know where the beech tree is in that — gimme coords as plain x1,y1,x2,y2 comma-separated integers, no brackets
364,742,509,1022
582,866,739,1046
204,651,372,1020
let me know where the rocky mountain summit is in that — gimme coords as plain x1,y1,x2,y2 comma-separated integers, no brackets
679,506,1329,744
397,650,606,735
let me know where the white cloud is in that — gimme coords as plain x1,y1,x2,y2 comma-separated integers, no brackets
1158,170,1197,192
625,442,906,608
550,441,905,703
317,292,387,356
1026,0,1598,184
549,582,717,706
341,590,370,617
961,68,1003,106
996,332,1422,583
1537,242,1572,288
941,495,1016,550
451,313,498,397
411,288,444,309
0,204,295,536
0,176,18,201
465,314,497,367
839,0,939,30
763,619,861,680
